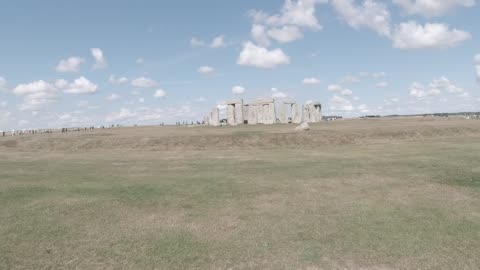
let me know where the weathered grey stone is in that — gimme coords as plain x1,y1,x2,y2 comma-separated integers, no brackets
235,99,244,124
210,107,220,126
279,103,289,124
295,122,310,131
247,104,257,124
227,104,236,125
268,103,276,124
292,103,302,124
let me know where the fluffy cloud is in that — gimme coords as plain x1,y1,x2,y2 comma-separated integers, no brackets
327,84,343,92
357,104,370,113
393,0,475,17
250,0,326,30
331,0,391,37
329,95,354,111
376,82,388,88
429,77,466,95
153,89,167,98
63,77,98,95
210,35,226,48
109,75,129,84
131,77,156,88
340,75,360,84
251,24,271,47
409,82,441,98
392,21,470,49
0,77,7,92
372,72,387,78
105,94,121,101
232,86,246,94
475,54,480,81
267,25,304,43
271,88,288,98
237,42,290,69
91,48,107,69
105,105,194,124
198,66,215,75
341,89,353,96
328,84,353,96
191,35,226,48
55,57,84,73
302,77,321,85
14,80,60,111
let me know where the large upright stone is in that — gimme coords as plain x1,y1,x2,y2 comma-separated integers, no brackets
247,104,257,124
312,102,322,122
292,103,302,124
210,107,220,126
279,103,289,124
227,104,236,125
235,99,244,124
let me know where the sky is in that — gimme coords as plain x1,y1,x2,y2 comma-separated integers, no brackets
0,0,479,130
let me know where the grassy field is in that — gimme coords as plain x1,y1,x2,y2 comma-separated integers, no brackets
1,118,479,269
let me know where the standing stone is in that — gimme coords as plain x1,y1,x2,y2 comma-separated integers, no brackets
292,103,302,124
210,107,220,126
279,103,289,124
227,104,236,125
235,99,244,124
268,102,276,124
247,104,257,124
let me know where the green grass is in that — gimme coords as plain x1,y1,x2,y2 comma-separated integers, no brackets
0,122,479,269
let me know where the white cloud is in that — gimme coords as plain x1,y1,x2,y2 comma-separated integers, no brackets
191,35,226,48
13,80,60,111
393,0,475,17
267,25,304,43
153,89,167,98
109,75,129,84
106,94,121,101
392,21,470,49
251,24,271,47
372,72,387,78
328,84,343,92
271,87,288,98
55,57,84,73
136,58,144,64
376,82,388,88
341,89,353,96
105,105,194,124
232,86,246,94
475,54,480,81
195,97,207,102
302,77,321,85
198,66,215,75
331,0,391,37
54,79,68,89
429,77,465,95
64,77,98,95
190,38,206,47
91,48,107,69
357,104,370,113
210,35,226,48
131,77,156,88
250,0,326,30
139,98,145,103
0,77,8,92
409,82,441,98
329,95,355,111
328,84,353,96
341,75,360,83
237,42,290,69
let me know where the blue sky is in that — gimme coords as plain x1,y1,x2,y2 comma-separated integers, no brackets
1,0,479,129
